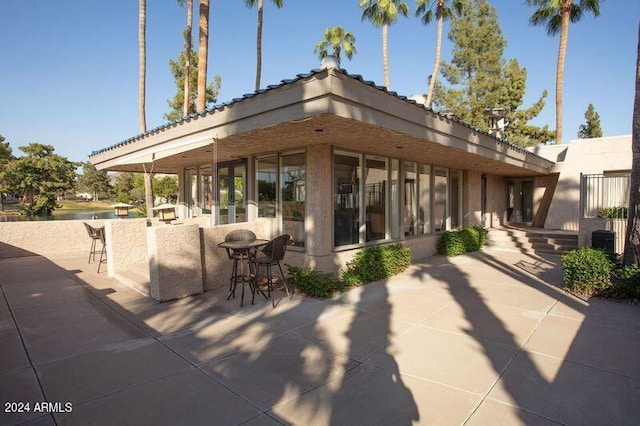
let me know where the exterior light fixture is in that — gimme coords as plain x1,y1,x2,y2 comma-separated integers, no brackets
153,204,177,222
112,203,133,218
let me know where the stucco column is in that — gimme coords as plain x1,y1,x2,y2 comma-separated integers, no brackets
304,144,333,269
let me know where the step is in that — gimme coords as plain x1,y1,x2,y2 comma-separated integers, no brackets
486,228,577,255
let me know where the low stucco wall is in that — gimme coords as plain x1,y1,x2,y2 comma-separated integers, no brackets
105,218,148,277
0,219,106,259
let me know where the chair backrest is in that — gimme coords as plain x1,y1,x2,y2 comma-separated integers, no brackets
225,229,257,242
84,222,100,239
97,226,106,245
261,234,290,262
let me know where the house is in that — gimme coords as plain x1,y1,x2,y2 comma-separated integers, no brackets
89,64,583,301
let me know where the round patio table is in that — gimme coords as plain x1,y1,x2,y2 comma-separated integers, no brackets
218,239,268,306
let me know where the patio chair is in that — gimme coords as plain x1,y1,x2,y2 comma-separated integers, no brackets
253,234,292,307
224,229,257,294
83,223,103,264
96,226,107,273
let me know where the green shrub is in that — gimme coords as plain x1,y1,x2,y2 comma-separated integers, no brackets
438,226,489,256
286,265,349,299
561,247,613,296
341,244,412,286
597,206,628,219
606,264,640,299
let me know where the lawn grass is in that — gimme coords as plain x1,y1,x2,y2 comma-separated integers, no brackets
56,200,113,212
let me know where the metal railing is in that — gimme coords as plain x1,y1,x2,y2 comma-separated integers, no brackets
581,173,630,219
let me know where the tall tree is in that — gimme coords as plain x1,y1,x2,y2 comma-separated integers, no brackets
177,0,194,116
577,103,603,138
165,48,221,122
197,0,210,111
415,0,463,108
623,22,640,266
527,0,602,145
76,162,111,202
138,0,153,218
0,135,14,211
314,26,357,63
433,0,552,146
245,0,284,91
360,0,409,89
1,144,76,216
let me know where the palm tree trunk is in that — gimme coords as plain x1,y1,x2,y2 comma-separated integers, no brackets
183,0,193,116
623,21,640,266
425,14,444,108
383,23,389,89
139,0,153,219
555,8,570,144
255,0,264,91
138,0,146,132
197,0,210,111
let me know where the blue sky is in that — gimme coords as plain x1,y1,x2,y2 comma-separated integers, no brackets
1,0,638,163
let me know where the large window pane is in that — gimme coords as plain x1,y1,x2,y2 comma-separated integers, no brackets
200,165,212,215
404,161,417,236
217,167,230,224
281,153,306,247
365,155,388,242
334,151,361,246
390,159,399,239
434,167,448,232
185,167,198,218
419,164,431,234
234,165,247,223
450,169,462,229
256,156,277,217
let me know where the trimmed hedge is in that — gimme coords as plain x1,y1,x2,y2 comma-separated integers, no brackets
437,226,489,256
561,247,613,296
342,244,412,286
286,265,349,299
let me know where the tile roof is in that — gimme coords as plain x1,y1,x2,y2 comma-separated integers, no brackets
90,68,529,157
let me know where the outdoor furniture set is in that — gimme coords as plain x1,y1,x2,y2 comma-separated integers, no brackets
218,230,292,307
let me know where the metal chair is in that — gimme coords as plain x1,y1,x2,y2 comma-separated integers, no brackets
83,223,103,264
253,234,292,307
96,227,107,273
224,229,257,304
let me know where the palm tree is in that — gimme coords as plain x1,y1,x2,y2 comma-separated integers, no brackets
527,0,602,144
314,26,357,64
360,0,409,89
623,21,640,266
177,0,194,116
138,0,153,218
415,0,462,108
197,0,210,111
245,0,284,91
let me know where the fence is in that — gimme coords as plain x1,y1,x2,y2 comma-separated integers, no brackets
580,173,630,254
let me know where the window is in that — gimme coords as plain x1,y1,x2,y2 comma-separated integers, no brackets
200,165,212,215
404,161,417,236
185,167,198,217
256,156,277,217
449,169,463,229
365,155,388,242
434,167,448,232
281,152,306,247
419,164,431,234
334,151,361,246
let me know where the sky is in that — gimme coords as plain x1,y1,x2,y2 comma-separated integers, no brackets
0,0,638,163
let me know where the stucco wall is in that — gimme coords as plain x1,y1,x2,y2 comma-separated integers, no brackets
530,135,632,231
0,219,106,259
105,219,148,277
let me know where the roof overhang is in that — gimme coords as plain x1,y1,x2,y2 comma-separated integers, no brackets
90,68,555,176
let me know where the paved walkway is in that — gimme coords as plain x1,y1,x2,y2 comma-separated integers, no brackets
1,249,639,425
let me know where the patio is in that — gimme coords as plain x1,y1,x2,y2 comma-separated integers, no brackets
1,248,639,425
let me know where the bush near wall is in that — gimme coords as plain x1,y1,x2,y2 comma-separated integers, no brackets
437,227,489,256
561,247,613,296
342,244,413,286
286,266,349,299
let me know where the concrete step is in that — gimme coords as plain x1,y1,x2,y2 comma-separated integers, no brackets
486,228,577,255
114,261,150,296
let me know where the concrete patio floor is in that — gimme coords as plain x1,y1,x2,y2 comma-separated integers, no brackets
1,249,639,425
